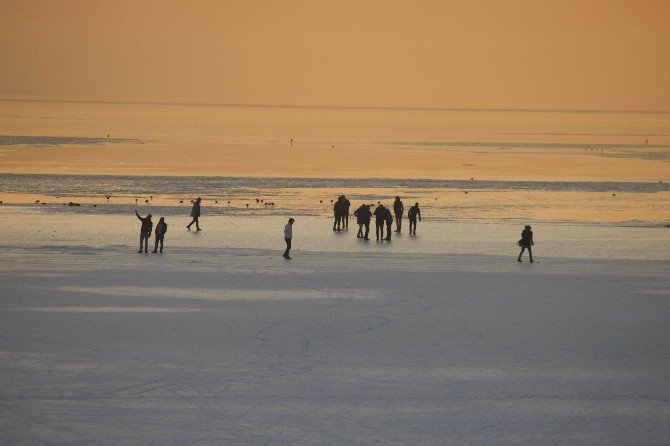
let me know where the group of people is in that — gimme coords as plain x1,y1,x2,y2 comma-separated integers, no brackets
332,195,351,231
134,194,534,263
134,211,168,254
337,196,421,241
134,197,201,254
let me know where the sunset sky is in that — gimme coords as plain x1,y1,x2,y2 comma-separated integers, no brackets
1,0,669,110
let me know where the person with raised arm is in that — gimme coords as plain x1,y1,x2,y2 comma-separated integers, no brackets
135,210,153,253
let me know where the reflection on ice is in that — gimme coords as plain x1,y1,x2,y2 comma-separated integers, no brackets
16,306,218,313
42,285,377,301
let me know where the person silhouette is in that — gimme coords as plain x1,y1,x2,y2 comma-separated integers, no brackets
283,218,295,259
152,217,168,253
393,196,404,232
374,204,387,240
384,206,393,241
342,195,351,229
333,196,344,231
354,203,372,240
187,197,202,230
354,203,365,238
517,225,534,262
354,204,365,238
408,202,421,235
135,211,153,253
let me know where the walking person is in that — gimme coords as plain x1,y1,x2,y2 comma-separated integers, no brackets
393,196,404,232
384,206,393,241
373,204,387,240
517,225,534,263
135,211,153,253
186,197,202,231
152,217,168,253
342,195,351,229
283,218,295,259
408,202,421,235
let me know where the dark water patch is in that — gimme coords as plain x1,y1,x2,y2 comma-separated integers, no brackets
499,132,670,138
0,135,145,146
387,141,670,150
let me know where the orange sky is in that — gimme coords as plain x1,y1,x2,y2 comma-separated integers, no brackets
1,0,669,110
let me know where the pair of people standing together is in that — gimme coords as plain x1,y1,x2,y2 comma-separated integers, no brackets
390,197,422,237
135,211,168,253
332,195,350,231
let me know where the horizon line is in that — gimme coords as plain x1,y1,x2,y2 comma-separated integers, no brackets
1,97,669,115
0,171,666,185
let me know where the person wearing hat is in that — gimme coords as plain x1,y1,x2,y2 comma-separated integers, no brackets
135,210,153,253
283,218,295,259
187,197,202,231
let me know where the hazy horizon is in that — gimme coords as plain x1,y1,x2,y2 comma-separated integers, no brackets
2,1,669,110
3,97,670,114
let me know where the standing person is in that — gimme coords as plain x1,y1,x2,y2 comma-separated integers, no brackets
186,197,202,231
355,204,372,240
354,203,365,238
152,217,168,253
342,195,351,229
408,202,421,235
384,206,393,241
373,204,386,240
333,196,344,231
135,211,153,254
283,218,295,259
393,196,404,232
517,225,534,263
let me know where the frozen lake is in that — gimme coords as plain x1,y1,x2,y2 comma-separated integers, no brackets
1,210,669,444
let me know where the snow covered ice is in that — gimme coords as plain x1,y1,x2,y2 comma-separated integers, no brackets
1,213,669,444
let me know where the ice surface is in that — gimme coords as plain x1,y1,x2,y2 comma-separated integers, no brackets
1,210,670,260
1,213,669,444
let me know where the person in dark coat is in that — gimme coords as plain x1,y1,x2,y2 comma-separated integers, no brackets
342,195,351,228
333,196,344,231
283,218,295,259
383,206,393,241
373,204,387,240
517,225,534,262
393,196,404,232
354,204,365,238
408,202,421,235
187,197,202,231
135,211,153,253
152,217,168,253
354,204,372,240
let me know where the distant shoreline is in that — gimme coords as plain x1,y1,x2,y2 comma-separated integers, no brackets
2,97,669,115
